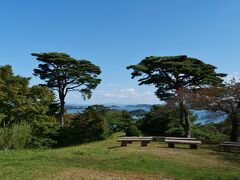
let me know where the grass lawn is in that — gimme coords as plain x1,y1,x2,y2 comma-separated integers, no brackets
0,133,239,180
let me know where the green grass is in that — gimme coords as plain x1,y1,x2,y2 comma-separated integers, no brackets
0,133,240,179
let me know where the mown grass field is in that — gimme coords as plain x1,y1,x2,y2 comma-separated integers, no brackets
0,133,239,180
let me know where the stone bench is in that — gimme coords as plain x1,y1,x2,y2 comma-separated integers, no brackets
165,137,202,149
165,137,197,140
151,136,165,141
219,142,240,152
117,137,152,147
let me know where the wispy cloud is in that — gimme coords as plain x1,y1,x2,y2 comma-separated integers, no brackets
103,88,153,98
65,87,159,104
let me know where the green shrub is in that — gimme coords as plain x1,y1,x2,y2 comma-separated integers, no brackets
138,105,197,137
55,105,110,147
105,110,125,132
27,115,58,148
192,124,229,144
125,125,141,136
139,105,183,136
0,123,32,150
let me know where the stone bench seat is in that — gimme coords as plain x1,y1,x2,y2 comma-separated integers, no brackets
219,142,240,152
119,136,153,139
165,137,197,140
165,138,202,149
117,137,152,147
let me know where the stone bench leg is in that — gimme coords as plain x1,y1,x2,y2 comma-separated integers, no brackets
121,141,127,147
141,141,148,147
168,143,175,148
190,144,197,149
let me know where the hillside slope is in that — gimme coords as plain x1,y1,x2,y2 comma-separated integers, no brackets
0,133,239,179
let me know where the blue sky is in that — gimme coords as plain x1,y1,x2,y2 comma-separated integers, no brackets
0,0,240,104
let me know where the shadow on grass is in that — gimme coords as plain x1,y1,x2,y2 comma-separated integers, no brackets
200,144,219,151
107,146,121,149
157,145,197,150
201,144,240,166
210,151,240,166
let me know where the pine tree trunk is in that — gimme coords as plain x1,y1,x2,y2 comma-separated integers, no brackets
184,111,191,138
179,102,191,138
59,95,65,127
229,112,239,142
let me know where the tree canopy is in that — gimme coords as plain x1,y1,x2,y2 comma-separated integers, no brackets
191,79,240,141
127,55,226,100
32,52,101,126
0,65,58,148
127,55,226,137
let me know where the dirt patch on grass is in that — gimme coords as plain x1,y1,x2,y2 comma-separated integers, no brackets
47,168,174,180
